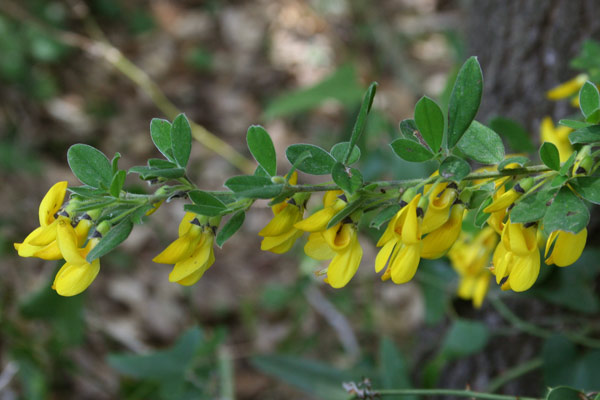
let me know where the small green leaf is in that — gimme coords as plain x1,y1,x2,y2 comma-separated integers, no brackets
170,114,192,167
74,198,117,212
488,117,535,153
468,187,493,210
148,158,177,169
111,152,121,174
549,175,568,189
331,162,363,195
150,118,174,161
109,170,126,197
398,119,420,143
343,82,377,164
67,144,113,189
441,319,489,359
558,119,593,130
390,139,434,162
572,176,600,204
546,386,587,400
330,142,360,164
474,197,492,228
569,125,600,144
439,156,471,181
414,96,444,152
559,151,577,176
447,57,483,148
68,186,106,198
369,205,402,229
86,218,133,262
286,144,335,175
254,165,270,178
509,189,555,224
216,211,245,247
457,121,504,164
498,156,530,171
224,175,282,199
579,81,600,121
128,166,186,180
247,125,277,176
539,142,561,171
326,198,364,229
543,187,589,235
187,190,227,216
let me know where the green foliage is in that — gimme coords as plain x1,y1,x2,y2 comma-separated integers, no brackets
509,189,555,224
571,39,600,81
579,81,600,122
224,175,282,199
488,117,536,153
331,142,361,164
67,144,113,189
171,114,192,168
569,125,600,144
247,125,277,176
447,57,483,148
216,210,245,247
457,121,504,164
542,336,600,390
379,338,416,400
543,187,589,235
150,118,175,161
439,155,471,181
572,176,600,204
414,96,444,152
87,218,134,262
332,162,363,195
187,190,227,216
286,144,336,175
539,142,561,171
390,138,435,162
344,82,377,165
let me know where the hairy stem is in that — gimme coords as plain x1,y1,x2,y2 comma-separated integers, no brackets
365,388,541,400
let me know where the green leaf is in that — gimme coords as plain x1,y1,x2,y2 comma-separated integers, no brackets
286,144,335,175
128,166,186,180
579,81,600,121
330,142,360,165
187,190,227,216
263,64,364,119
331,162,363,195
68,186,106,198
543,187,589,235
569,125,600,144
539,142,561,171
474,197,492,228
108,327,204,380
441,319,489,359
148,158,177,169
86,218,134,262
447,57,483,148
439,156,471,182
559,151,577,176
251,355,355,400
379,338,415,400
457,121,504,164
343,82,377,164
546,386,587,400
498,156,530,171
369,205,402,229
390,139,434,162
254,165,270,178
558,119,593,130
111,152,121,174
74,197,117,212
509,189,555,224
398,119,420,143
67,144,113,189
326,198,364,229
414,96,444,152
572,176,600,204
109,170,126,197
150,118,174,161
247,125,277,176
170,114,192,167
488,116,535,153
216,211,245,247
224,175,282,199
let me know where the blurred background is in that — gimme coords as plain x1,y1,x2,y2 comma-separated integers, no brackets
1,0,600,399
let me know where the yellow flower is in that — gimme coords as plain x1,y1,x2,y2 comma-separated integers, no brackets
540,117,573,163
483,186,521,214
449,227,497,308
296,191,363,288
544,228,587,267
52,237,101,297
421,203,465,259
153,212,216,286
375,194,423,284
491,221,540,292
421,182,457,234
546,73,588,101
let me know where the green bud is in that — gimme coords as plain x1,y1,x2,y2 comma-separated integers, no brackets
401,187,417,203
271,176,286,184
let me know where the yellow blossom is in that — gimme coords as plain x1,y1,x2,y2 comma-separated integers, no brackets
294,190,346,233
375,194,423,284
153,213,217,286
52,237,101,297
421,203,465,259
546,73,588,101
544,228,587,267
540,117,573,163
421,183,457,234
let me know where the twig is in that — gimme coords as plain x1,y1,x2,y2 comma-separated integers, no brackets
486,357,543,393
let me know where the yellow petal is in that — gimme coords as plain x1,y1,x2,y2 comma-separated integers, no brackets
74,218,93,247
53,259,100,297
324,190,344,208
153,225,203,264
39,181,68,227
169,234,215,283
483,189,519,213
176,249,216,286
304,233,337,260
545,229,587,267
28,221,58,246
421,205,464,259
259,205,300,237
492,241,511,284
33,241,63,260
294,206,338,232
326,237,362,288
401,194,422,245
422,186,456,234
261,228,302,254
546,74,588,100
376,208,404,247
323,223,355,252
57,219,87,265
375,238,397,273
178,212,197,237
473,273,490,308
508,251,540,292
267,230,304,254
390,243,421,284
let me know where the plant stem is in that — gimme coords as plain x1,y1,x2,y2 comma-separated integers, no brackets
367,388,541,400
486,357,543,392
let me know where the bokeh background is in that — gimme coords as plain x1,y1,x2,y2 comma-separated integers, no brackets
1,0,600,399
